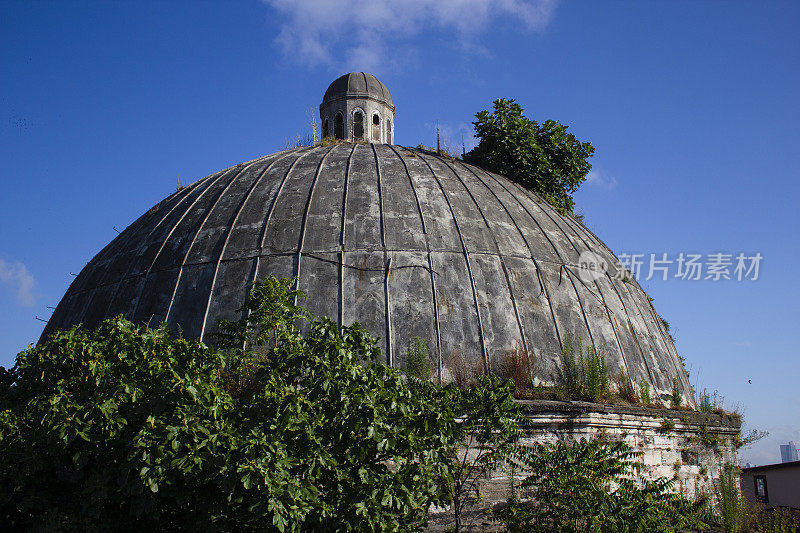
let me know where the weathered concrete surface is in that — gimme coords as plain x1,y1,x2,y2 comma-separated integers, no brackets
43,143,695,405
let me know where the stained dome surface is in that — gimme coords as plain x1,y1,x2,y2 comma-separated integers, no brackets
43,143,693,404
322,72,394,109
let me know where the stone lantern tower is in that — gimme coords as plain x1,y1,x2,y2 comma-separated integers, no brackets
319,72,395,144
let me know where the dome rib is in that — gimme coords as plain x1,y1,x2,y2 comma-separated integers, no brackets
385,144,443,376
96,182,201,326
433,154,529,358
131,168,232,329
525,183,634,384
499,174,599,357
164,162,254,337
200,152,294,339
372,143,392,365
457,160,564,360
414,150,489,369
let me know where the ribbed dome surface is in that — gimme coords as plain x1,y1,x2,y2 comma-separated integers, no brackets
322,72,394,109
43,144,692,404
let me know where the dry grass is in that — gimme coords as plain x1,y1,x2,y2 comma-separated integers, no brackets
497,348,532,395
445,350,484,389
613,371,639,404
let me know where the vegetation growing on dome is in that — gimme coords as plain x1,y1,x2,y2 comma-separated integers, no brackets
464,98,594,213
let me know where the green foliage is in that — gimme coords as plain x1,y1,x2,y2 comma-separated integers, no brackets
559,336,609,402
464,98,594,213
405,336,431,382
716,464,754,532
639,379,651,405
670,378,683,409
497,438,709,532
435,375,522,533
698,388,716,413
0,276,452,531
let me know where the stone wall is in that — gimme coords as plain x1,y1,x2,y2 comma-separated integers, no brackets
480,399,741,503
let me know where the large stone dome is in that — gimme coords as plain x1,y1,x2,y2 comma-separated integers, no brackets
43,143,693,405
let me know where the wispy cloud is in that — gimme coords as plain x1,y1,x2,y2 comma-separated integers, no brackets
0,258,36,307
585,168,618,189
263,0,558,71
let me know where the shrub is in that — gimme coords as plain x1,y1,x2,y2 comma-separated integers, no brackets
715,464,756,532
437,376,521,533
0,276,452,531
464,98,594,212
698,388,717,413
497,438,709,532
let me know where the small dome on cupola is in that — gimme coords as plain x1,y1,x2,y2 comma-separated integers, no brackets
320,72,395,144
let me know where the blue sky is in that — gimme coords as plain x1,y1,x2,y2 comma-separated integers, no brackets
1,1,798,465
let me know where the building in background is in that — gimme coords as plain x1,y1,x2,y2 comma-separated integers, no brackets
780,442,799,463
741,460,800,510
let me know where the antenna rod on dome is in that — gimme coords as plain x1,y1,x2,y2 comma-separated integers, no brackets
436,119,440,152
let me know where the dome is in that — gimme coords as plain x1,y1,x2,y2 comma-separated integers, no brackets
43,144,693,405
322,72,394,110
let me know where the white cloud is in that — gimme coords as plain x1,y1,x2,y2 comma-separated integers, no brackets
0,258,37,307
585,168,618,189
264,0,558,71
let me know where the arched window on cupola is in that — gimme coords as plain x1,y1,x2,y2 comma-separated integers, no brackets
334,112,344,139
372,114,381,142
353,110,364,141
323,118,330,139
386,119,392,144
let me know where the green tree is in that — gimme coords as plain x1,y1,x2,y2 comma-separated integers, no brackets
0,276,451,531
497,438,709,533
436,376,522,533
465,98,594,213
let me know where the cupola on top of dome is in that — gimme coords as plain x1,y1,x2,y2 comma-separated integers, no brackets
320,72,395,144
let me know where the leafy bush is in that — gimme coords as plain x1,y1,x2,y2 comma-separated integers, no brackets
464,98,594,213
0,276,452,531
435,375,522,532
497,438,709,532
